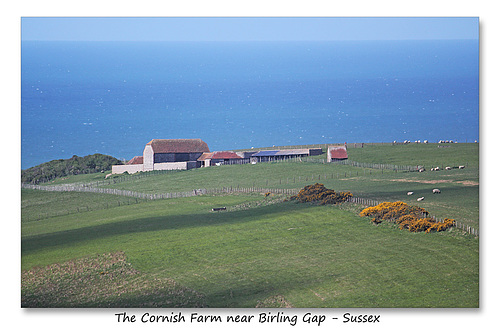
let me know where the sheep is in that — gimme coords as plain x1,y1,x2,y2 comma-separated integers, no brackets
417,197,425,202
459,165,465,169
445,166,451,170
407,191,414,196
432,188,441,194
424,140,428,144
419,168,425,172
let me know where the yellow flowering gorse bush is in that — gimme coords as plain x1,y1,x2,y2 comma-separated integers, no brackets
360,201,455,233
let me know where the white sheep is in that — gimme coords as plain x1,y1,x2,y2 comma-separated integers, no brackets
407,192,414,196
417,197,425,202
445,166,451,170
432,189,441,194
459,165,465,169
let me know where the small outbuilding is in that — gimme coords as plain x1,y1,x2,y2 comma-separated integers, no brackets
198,151,244,167
250,149,313,162
327,146,348,162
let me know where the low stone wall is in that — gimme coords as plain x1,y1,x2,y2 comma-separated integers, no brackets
112,161,197,174
112,164,144,174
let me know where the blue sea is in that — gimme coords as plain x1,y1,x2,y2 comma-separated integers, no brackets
21,40,479,169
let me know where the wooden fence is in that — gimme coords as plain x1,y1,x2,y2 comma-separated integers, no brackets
22,184,477,237
260,155,422,173
21,184,298,200
334,159,421,172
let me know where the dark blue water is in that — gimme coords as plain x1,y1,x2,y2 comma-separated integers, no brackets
21,40,479,169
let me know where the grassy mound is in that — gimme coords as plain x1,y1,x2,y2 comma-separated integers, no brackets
21,251,206,308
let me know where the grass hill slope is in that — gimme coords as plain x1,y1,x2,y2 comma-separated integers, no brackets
21,143,479,308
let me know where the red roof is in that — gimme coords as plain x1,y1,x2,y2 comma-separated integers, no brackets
127,156,143,164
197,152,214,161
329,146,348,159
146,139,210,153
211,151,242,159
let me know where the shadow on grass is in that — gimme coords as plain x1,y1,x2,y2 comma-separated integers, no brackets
21,201,316,256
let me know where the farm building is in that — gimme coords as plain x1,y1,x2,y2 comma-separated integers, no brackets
327,145,348,162
250,148,319,162
112,139,210,174
198,151,244,167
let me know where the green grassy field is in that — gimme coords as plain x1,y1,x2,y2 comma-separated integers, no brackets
21,143,479,308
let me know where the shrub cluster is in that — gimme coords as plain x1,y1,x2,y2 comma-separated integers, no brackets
21,154,124,184
359,201,455,233
289,183,352,205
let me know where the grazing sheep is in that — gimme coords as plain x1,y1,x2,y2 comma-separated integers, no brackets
407,191,414,196
419,168,425,172
459,165,465,169
417,197,425,202
432,189,441,194
445,166,451,170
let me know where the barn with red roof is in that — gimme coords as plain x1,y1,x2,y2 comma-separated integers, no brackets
327,145,348,162
112,139,210,174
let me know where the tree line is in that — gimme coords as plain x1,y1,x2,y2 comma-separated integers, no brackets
21,154,124,184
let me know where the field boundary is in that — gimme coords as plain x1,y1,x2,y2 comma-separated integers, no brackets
22,184,477,237
22,184,299,200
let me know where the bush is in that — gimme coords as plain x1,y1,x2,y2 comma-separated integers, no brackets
289,183,352,205
360,201,455,233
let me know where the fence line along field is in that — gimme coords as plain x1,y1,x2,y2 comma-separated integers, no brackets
21,142,479,308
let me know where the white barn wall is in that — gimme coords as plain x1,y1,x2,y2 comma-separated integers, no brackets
143,144,154,171
153,162,188,171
